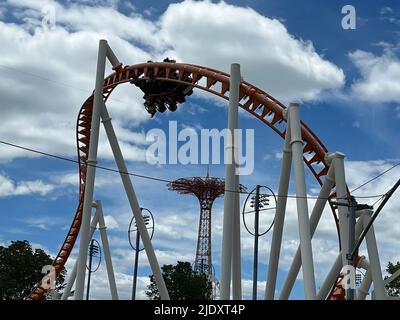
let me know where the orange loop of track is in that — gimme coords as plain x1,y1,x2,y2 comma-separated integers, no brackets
27,62,343,300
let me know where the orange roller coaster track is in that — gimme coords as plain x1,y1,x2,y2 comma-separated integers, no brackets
27,61,346,300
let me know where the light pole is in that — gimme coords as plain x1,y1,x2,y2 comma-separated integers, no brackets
330,196,372,300
243,185,276,300
86,239,101,300
128,207,155,300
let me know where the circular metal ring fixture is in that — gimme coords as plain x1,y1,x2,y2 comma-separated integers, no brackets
242,185,277,237
128,207,155,252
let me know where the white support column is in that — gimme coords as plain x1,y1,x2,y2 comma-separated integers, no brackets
333,152,354,300
356,258,371,300
61,265,76,300
384,268,400,286
316,253,342,300
96,200,119,300
106,44,122,70
357,269,372,300
288,103,316,300
265,113,292,300
279,159,335,300
61,207,100,300
232,174,242,299
75,39,108,300
317,216,364,299
362,211,386,300
99,103,169,300
220,63,241,300
333,153,349,269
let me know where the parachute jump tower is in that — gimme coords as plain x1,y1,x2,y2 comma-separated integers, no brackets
168,171,245,276
168,173,224,276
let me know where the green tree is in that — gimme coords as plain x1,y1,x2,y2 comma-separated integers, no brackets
385,261,400,297
146,261,212,300
0,240,66,300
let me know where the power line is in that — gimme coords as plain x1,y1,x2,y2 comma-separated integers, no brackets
0,139,171,184
0,64,88,93
351,177,400,259
0,64,134,106
0,139,390,201
371,194,386,207
350,161,400,193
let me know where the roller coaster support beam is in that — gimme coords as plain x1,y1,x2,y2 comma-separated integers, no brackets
289,103,316,299
265,113,292,300
357,269,372,300
361,210,386,299
316,217,364,299
96,200,119,300
347,196,357,300
317,254,342,300
356,257,372,300
384,267,400,286
232,175,242,299
279,155,336,299
75,39,108,300
62,201,118,300
221,63,241,299
333,153,355,298
62,206,100,300
378,268,400,300
100,102,169,300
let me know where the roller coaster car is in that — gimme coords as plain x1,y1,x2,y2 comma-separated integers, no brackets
130,58,193,117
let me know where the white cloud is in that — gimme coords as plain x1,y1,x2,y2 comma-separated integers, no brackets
0,8,151,162
55,171,120,188
56,172,79,186
241,279,267,299
0,0,344,162
143,7,156,17
23,215,67,230
71,0,119,8
275,152,283,160
263,154,272,160
380,7,393,15
159,0,344,102
0,173,54,197
104,215,119,230
349,49,400,103
379,6,400,25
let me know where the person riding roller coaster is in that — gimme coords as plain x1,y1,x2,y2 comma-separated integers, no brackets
130,58,193,117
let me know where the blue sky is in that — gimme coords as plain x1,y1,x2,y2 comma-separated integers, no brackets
0,0,400,300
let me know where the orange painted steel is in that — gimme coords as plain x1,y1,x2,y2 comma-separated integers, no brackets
26,62,343,300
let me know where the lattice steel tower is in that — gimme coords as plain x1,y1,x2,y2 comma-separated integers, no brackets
167,170,225,276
